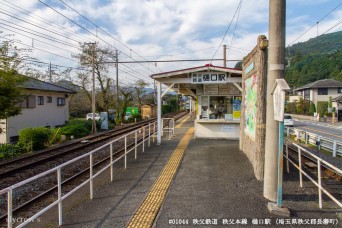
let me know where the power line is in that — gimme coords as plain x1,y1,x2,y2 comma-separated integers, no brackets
39,0,160,76
227,0,242,60
98,58,227,64
0,9,83,46
56,0,163,73
0,0,96,45
211,0,242,63
322,18,342,34
288,1,342,46
0,30,78,63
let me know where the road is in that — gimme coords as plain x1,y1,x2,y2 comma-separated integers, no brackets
292,119,342,142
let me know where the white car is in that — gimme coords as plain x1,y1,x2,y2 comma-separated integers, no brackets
86,113,100,121
284,115,294,127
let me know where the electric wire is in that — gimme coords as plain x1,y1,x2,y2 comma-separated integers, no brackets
288,1,342,47
0,0,97,44
227,0,242,60
210,0,242,64
57,0,163,73
38,0,159,76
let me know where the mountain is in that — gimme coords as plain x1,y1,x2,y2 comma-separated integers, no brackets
285,31,342,88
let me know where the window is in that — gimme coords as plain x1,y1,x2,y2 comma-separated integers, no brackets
21,95,36,108
47,96,52,103
199,96,241,120
304,90,310,100
318,88,328,95
57,97,65,106
338,88,342,94
38,96,44,105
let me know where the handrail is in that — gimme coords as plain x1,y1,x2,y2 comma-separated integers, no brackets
285,127,342,157
0,119,173,228
284,139,342,209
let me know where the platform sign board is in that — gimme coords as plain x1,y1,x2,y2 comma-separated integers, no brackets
191,73,227,84
271,79,290,121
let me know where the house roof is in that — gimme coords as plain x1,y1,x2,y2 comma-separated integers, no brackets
332,95,342,102
22,76,76,94
294,79,342,91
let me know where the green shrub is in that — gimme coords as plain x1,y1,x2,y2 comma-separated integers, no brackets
317,101,328,117
162,105,172,114
19,127,52,151
0,143,25,159
60,124,90,139
127,113,142,123
309,102,316,115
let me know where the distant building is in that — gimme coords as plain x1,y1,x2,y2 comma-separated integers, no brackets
0,77,76,144
289,79,342,120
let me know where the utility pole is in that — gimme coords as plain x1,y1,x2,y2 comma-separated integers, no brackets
264,0,286,202
223,44,227,67
115,49,119,119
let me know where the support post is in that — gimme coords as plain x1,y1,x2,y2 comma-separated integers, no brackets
8,189,12,228
223,44,227,67
148,123,151,147
124,136,127,169
157,82,162,145
143,126,145,152
90,153,93,199
110,143,113,181
333,141,337,157
264,0,286,202
298,148,303,188
135,131,137,159
57,168,62,226
318,159,322,208
277,122,284,207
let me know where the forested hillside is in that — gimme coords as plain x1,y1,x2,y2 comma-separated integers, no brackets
285,31,342,88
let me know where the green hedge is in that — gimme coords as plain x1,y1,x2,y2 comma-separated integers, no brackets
0,144,25,159
317,101,328,117
18,127,52,151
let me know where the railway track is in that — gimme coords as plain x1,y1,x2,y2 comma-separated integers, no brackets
0,111,188,226
285,141,342,203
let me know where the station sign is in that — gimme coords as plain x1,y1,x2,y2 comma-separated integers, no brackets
191,72,227,84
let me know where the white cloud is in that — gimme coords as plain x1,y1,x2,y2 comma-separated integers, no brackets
0,0,340,83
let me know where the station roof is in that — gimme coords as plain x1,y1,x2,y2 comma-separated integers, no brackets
151,64,242,80
150,64,242,97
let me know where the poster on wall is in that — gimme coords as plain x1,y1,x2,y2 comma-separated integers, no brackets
233,99,241,120
244,74,258,140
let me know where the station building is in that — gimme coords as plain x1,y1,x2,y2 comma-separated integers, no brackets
151,64,242,140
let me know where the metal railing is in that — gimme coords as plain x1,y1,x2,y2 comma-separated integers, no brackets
0,120,174,228
285,127,342,157
284,140,342,209
161,118,175,140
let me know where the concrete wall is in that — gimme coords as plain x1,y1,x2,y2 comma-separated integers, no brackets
0,90,71,144
239,35,268,180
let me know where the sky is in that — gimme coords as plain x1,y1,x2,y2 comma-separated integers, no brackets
0,0,341,87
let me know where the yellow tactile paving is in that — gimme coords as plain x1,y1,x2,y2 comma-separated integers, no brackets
175,114,191,128
127,127,194,228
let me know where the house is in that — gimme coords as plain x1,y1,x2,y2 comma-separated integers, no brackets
290,79,342,120
0,77,76,144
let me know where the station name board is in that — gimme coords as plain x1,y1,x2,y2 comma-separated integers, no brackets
191,73,227,84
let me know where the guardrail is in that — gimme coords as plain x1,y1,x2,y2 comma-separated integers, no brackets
0,119,174,228
285,127,342,157
162,118,175,140
284,140,342,209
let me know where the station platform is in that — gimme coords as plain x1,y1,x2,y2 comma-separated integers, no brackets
42,115,340,227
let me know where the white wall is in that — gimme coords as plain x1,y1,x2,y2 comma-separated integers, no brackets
1,90,71,143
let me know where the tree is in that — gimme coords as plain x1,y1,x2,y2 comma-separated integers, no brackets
133,79,149,107
73,43,116,113
0,39,29,134
116,88,133,123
